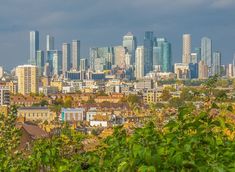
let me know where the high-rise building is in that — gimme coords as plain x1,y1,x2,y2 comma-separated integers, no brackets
182,34,191,64
62,43,71,75
201,37,212,67
198,60,208,79
0,66,3,78
43,63,50,77
135,46,144,79
53,50,62,75
212,51,221,76
29,31,39,65
80,58,88,71
72,40,81,70
190,53,197,64
46,50,56,75
153,38,166,70
233,54,235,77
36,50,45,76
144,31,154,75
16,65,39,95
114,46,127,68
227,64,233,78
46,35,54,51
123,32,137,65
162,42,172,72
89,47,114,71
195,47,201,62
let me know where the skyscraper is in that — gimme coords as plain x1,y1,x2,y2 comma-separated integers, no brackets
53,50,62,75
123,32,137,65
114,46,127,68
182,34,191,64
195,47,201,62
89,47,114,71
62,43,71,75
162,42,172,72
29,31,39,65
198,60,208,79
16,65,39,95
135,46,144,79
72,40,81,70
80,58,88,71
201,37,212,67
144,31,154,75
36,50,44,76
212,51,221,76
46,34,54,51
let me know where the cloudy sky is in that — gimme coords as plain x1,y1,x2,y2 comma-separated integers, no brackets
0,0,235,70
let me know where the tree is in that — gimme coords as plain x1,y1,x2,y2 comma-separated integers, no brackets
161,89,171,101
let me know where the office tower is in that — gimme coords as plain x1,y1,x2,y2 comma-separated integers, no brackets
122,32,137,65
0,66,3,78
190,53,197,64
72,40,81,70
46,35,54,51
195,47,201,62
233,54,235,77
0,86,10,106
89,47,114,71
153,46,161,70
43,63,50,77
80,58,88,71
135,46,144,79
198,60,208,79
29,30,39,65
227,64,233,78
144,31,154,75
62,43,71,75
46,50,56,75
189,63,198,79
182,34,191,64
201,37,212,67
36,50,45,76
16,65,39,95
53,50,62,75
114,46,127,68
212,51,221,76
162,42,172,72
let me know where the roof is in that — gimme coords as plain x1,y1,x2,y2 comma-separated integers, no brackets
22,124,49,139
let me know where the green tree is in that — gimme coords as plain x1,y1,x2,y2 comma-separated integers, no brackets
161,89,171,101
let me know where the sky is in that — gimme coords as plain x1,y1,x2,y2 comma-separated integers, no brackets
0,0,235,70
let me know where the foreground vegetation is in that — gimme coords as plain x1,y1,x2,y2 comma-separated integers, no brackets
1,104,235,171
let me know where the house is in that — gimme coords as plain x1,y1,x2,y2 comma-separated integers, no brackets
18,123,49,150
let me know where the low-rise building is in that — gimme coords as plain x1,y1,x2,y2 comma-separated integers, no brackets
60,108,86,122
17,107,57,123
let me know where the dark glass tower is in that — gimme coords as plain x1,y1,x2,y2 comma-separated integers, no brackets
144,31,154,75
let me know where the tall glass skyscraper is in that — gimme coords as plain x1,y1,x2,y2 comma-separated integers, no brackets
162,42,172,72
195,47,201,62
201,37,212,67
144,31,154,75
123,32,137,65
46,35,54,51
135,46,144,79
212,51,221,76
62,43,71,75
36,50,44,76
53,50,62,75
72,40,81,70
89,47,114,71
29,31,39,65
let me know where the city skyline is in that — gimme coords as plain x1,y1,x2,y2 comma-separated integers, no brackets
0,0,235,70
